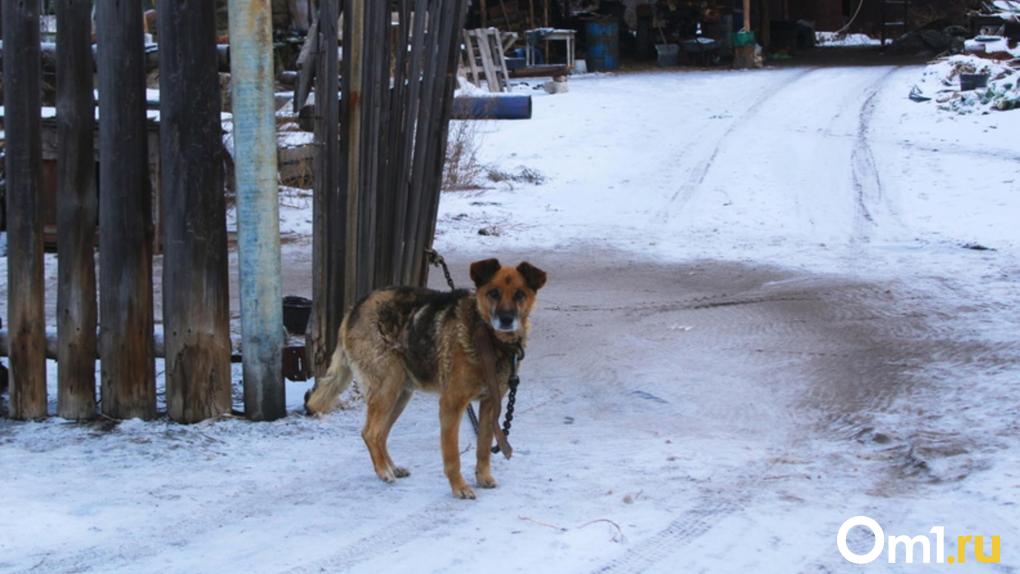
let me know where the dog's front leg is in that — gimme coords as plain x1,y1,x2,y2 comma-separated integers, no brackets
475,396,499,488
440,393,476,499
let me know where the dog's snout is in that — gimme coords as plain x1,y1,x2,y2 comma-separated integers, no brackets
498,313,515,328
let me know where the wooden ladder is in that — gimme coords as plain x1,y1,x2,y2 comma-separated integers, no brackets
461,28,511,92
880,0,910,49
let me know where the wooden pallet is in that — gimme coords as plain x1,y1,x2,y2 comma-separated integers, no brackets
461,28,512,92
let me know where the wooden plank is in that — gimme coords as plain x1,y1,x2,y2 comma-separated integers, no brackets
392,0,429,285
416,0,469,284
309,0,341,376
2,0,47,419
463,30,482,87
55,0,97,420
293,15,320,113
96,0,157,420
401,1,444,285
475,29,501,92
157,0,232,423
342,0,366,309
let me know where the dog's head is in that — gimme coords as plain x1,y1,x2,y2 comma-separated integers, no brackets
470,258,547,338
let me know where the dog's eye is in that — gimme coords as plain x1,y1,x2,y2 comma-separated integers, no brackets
513,289,525,302
487,289,500,300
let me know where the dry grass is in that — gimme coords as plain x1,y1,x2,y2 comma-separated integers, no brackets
442,120,486,191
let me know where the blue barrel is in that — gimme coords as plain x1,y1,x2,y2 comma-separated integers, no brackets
585,20,619,71
451,95,532,120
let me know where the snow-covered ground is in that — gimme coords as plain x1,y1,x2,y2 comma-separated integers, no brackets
3,63,1020,573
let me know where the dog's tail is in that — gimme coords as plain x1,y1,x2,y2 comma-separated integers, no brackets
304,332,354,415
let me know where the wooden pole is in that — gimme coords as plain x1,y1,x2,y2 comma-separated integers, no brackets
342,0,366,309
2,0,47,419
229,0,286,421
309,0,341,376
96,0,156,420
158,0,232,423
743,0,751,31
55,0,97,420
480,0,487,27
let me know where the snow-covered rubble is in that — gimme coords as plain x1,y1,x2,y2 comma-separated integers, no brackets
815,32,881,47
911,51,1020,113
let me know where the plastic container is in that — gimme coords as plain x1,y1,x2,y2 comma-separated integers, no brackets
585,20,619,71
734,30,756,47
655,44,679,66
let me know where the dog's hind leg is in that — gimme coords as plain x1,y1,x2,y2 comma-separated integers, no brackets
361,363,409,483
380,384,414,478
304,344,354,415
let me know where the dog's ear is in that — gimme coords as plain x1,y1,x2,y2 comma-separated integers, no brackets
470,258,502,287
516,262,547,292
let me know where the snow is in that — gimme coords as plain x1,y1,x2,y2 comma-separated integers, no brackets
816,32,881,47
4,65,1020,573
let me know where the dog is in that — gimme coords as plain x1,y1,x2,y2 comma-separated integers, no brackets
304,258,547,499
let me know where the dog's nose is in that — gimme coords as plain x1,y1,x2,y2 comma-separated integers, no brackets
498,314,515,329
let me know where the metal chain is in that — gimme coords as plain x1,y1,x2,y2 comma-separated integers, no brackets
491,353,521,454
426,248,456,291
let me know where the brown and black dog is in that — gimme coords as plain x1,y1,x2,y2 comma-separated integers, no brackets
304,258,547,499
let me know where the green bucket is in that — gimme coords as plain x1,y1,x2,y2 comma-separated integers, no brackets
733,30,756,47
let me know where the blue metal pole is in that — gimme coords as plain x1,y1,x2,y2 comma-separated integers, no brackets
228,0,285,420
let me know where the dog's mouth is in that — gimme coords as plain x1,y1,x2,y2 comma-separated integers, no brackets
491,317,520,333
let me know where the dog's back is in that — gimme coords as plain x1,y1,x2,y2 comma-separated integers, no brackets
304,286,472,413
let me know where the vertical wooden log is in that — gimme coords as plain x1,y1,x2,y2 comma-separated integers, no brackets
2,0,47,419
308,0,341,376
55,0,97,420
419,0,470,283
229,0,286,421
158,0,232,423
96,0,156,420
342,0,366,310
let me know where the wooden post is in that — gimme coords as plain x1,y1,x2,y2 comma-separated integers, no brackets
342,0,367,309
229,0,286,421
309,0,342,376
743,0,751,30
96,0,156,420
2,0,47,419
55,0,97,420
480,0,487,27
157,0,232,423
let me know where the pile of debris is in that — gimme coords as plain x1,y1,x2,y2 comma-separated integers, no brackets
906,2,1020,113
910,48,1020,113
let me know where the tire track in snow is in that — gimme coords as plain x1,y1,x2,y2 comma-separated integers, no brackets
655,68,818,225
284,497,470,573
850,67,902,243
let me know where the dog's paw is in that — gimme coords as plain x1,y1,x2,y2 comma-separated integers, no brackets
376,468,397,483
392,466,410,478
451,483,477,500
475,472,498,489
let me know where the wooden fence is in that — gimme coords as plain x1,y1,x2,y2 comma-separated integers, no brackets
1,0,468,421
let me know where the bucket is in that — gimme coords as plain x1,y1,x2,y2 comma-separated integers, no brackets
655,43,679,66
282,296,312,335
960,73,988,92
734,30,756,47
585,20,619,71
